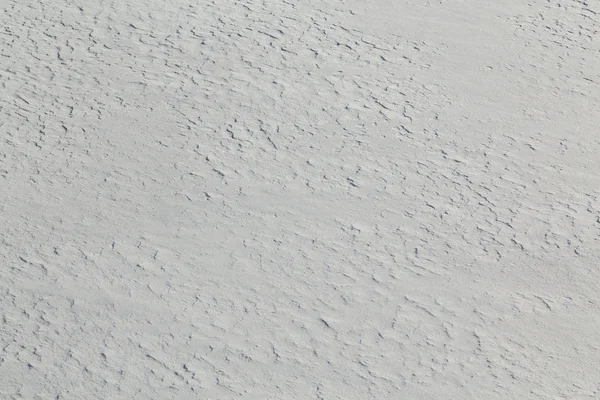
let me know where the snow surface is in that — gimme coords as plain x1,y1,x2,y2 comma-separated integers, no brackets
1,0,599,398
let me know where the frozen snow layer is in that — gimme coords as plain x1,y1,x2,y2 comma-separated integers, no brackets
1,0,599,398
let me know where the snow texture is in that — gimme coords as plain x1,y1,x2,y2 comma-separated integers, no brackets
1,0,599,398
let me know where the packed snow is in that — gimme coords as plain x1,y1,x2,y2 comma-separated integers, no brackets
1,0,599,398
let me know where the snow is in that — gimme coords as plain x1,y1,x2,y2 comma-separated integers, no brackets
1,0,599,398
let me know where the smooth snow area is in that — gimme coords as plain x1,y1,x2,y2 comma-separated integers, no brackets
1,0,599,398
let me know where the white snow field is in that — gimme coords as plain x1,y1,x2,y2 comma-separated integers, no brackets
1,0,599,398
